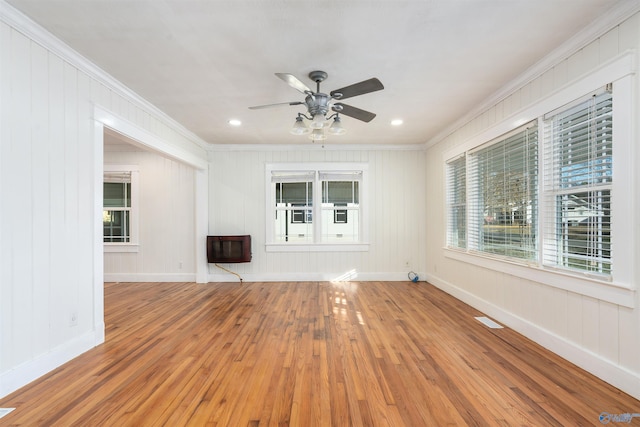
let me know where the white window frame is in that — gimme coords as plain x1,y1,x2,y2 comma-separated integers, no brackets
104,165,139,253
541,89,613,276
446,154,466,249
442,51,635,307
265,162,369,252
467,123,538,261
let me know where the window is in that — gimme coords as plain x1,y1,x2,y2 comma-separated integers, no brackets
267,163,368,250
321,173,360,242
445,86,620,279
443,52,635,303
273,173,314,242
104,172,131,242
446,155,466,249
104,166,139,251
468,124,538,260
542,90,612,275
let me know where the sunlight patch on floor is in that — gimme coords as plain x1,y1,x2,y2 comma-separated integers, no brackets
331,269,358,282
0,408,15,419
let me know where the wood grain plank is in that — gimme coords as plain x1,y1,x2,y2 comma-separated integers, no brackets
0,281,638,426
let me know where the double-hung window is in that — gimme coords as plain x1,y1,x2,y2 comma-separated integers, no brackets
320,172,360,242
273,172,314,242
542,90,613,275
104,166,139,251
467,124,539,260
446,155,466,249
267,163,368,250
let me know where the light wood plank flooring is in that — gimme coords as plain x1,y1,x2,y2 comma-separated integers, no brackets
1,281,638,426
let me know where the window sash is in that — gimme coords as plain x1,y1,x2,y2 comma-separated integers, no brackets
103,167,138,247
446,155,466,249
103,209,130,242
542,90,613,275
103,173,132,242
467,124,538,260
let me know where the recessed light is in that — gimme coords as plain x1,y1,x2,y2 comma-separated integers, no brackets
228,119,242,126
391,119,403,126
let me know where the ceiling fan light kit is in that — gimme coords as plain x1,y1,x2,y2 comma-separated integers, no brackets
290,115,311,135
250,70,384,142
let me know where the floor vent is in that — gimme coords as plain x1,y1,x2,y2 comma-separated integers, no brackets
0,408,15,419
475,316,503,329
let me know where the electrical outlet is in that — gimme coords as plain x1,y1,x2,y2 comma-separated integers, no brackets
70,312,78,327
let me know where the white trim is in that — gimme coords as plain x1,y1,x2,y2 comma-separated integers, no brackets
96,109,209,284
429,0,640,149
266,243,370,252
195,169,209,284
208,143,425,152
0,1,209,151
92,120,106,346
444,249,635,308
207,271,426,283
0,330,99,398
95,106,208,170
425,272,640,400
103,244,139,253
104,273,197,283
443,50,636,161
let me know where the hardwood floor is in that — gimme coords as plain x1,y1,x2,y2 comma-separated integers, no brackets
1,281,638,426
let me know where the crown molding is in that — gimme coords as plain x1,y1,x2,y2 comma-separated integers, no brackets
425,0,640,149
206,142,427,152
0,0,209,151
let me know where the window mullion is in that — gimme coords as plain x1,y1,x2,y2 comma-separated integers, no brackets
313,171,322,243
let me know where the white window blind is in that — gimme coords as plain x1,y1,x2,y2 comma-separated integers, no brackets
446,155,466,249
468,124,538,260
542,89,612,275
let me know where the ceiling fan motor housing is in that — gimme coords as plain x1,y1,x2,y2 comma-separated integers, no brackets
305,93,330,117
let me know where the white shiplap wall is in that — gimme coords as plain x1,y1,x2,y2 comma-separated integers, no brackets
424,12,640,399
0,5,207,397
104,150,197,282
208,148,427,282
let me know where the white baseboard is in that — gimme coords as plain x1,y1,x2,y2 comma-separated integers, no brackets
424,272,640,401
103,271,427,286
206,271,426,283
0,330,102,399
104,273,197,282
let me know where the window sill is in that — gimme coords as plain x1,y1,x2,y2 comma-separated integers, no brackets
443,248,635,308
104,243,139,253
266,243,369,253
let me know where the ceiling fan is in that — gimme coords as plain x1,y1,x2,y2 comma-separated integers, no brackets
249,70,384,140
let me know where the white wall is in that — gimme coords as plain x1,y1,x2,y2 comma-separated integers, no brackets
208,148,427,282
0,3,207,397
424,12,640,399
104,148,197,282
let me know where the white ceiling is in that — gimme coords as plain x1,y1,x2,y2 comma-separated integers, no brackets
5,0,632,146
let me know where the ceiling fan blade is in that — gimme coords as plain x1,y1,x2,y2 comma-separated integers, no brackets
330,78,384,100
249,101,304,110
332,103,376,123
275,73,312,94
